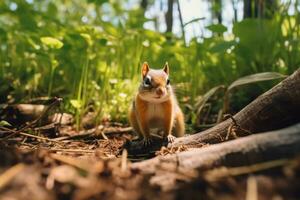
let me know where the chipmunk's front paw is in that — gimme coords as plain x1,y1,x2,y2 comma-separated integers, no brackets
142,138,153,147
166,135,176,143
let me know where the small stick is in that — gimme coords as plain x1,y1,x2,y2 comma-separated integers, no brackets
0,126,60,143
246,176,258,200
121,149,128,172
19,132,58,142
55,127,133,141
33,123,58,131
47,148,95,153
101,131,108,140
0,163,25,190
224,114,251,140
50,154,91,171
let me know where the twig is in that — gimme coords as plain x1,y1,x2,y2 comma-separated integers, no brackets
33,123,58,131
246,176,258,200
19,132,59,142
0,126,60,143
224,114,251,140
55,127,132,141
0,163,25,190
46,148,95,153
121,149,128,172
101,131,108,140
50,153,91,171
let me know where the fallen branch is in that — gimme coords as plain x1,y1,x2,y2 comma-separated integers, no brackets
173,68,300,146
131,123,300,190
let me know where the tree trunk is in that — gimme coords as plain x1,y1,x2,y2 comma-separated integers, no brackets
165,0,174,33
212,0,222,24
243,0,252,18
264,0,278,18
244,0,278,19
176,0,186,45
140,0,148,10
232,0,238,22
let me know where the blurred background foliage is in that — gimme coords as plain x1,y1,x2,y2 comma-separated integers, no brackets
0,0,299,130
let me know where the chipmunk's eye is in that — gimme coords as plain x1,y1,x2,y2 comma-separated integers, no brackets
143,77,151,87
166,78,170,85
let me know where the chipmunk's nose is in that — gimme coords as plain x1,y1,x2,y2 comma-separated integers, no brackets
156,87,165,97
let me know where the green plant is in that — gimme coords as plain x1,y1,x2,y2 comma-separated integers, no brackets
194,72,287,127
0,0,299,130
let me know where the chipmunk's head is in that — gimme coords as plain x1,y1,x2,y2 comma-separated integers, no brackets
138,62,172,103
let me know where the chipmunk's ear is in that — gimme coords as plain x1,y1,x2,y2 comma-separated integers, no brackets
141,62,149,78
163,62,169,75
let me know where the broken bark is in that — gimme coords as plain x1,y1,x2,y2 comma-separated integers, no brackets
131,123,300,190
173,68,300,146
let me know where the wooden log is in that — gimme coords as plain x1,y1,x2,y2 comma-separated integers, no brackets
131,123,300,190
173,68,300,146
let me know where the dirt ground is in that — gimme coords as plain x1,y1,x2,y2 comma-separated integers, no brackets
0,99,300,200
0,121,300,200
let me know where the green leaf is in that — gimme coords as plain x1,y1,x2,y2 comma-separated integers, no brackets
0,120,12,127
228,72,287,91
80,33,92,46
98,38,108,46
195,85,226,116
47,2,58,16
206,24,227,34
282,17,296,36
210,41,235,53
40,37,64,49
232,19,277,50
70,99,82,109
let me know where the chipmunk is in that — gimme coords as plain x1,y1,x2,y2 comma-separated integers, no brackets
129,62,185,146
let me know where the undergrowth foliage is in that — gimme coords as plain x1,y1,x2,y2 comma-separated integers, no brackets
0,0,299,128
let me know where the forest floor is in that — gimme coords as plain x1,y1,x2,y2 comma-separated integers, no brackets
0,102,300,200
0,122,300,200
